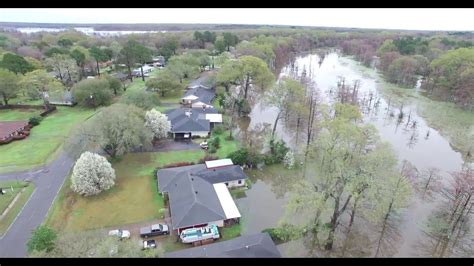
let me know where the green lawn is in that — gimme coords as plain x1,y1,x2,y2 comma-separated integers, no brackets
47,174,163,232
0,109,41,121
0,181,27,213
0,107,95,174
213,130,239,158
219,223,241,241
155,105,176,113
0,181,35,236
46,150,205,233
160,94,184,104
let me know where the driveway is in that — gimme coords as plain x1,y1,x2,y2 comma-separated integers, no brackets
0,152,74,257
105,209,179,250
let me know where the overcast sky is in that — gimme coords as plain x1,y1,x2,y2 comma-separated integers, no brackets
0,8,473,31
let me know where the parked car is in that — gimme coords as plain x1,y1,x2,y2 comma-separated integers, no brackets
108,229,131,239
140,224,169,238
142,239,157,250
199,141,208,149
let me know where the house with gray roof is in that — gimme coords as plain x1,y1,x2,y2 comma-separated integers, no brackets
181,86,216,108
164,233,281,258
157,159,248,233
181,73,216,108
164,107,222,140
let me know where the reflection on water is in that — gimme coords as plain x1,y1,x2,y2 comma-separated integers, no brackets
236,178,288,235
238,51,469,257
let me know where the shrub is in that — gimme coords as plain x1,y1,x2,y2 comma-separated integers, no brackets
161,162,195,169
29,116,43,126
198,154,220,164
267,138,289,164
283,150,295,169
27,225,57,253
212,124,225,135
209,136,221,149
262,224,304,243
208,146,217,154
228,148,263,168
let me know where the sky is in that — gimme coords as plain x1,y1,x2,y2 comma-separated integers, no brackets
0,8,473,31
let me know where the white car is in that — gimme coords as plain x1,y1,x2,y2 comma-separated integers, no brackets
108,229,131,239
143,240,157,250
200,141,208,149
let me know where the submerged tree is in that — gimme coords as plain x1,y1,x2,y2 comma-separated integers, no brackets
283,103,407,255
420,167,473,257
368,161,412,257
264,77,305,139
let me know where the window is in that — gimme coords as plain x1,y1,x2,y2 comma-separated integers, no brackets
238,180,242,184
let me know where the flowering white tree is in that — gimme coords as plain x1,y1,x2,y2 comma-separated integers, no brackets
283,150,295,169
145,108,171,139
71,152,116,196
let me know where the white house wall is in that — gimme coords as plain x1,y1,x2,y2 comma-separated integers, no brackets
191,131,210,138
224,179,246,188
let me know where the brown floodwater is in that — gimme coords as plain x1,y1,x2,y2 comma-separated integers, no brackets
236,51,470,257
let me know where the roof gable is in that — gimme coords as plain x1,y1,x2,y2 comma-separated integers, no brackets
165,108,218,133
164,233,281,257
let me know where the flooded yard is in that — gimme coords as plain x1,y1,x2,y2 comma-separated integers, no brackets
234,51,472,257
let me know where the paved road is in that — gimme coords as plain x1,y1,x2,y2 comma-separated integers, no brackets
0,152,74,257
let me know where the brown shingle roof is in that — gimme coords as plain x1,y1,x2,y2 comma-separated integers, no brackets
0,121,29,139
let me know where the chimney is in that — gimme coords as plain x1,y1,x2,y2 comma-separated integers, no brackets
195,191,198,194
191,177,194,181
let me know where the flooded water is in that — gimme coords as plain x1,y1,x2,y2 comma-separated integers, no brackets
237,51,470,257
236,179,288,235
10,27,167,35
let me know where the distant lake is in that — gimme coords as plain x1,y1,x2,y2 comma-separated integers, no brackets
10,27,167,35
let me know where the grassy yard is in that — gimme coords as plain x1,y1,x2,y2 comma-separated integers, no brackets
46,150,205,233
155,105,177,113
219,223,241,241
46,174,163,232
213,130,239,158
0,108,41,121
0,107,95,174
0,181,35,236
